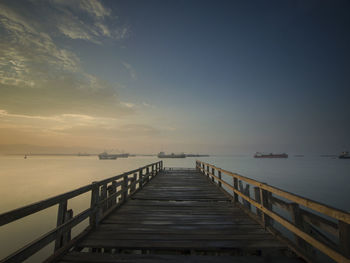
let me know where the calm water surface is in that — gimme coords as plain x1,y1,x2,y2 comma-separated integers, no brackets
0,155,349,262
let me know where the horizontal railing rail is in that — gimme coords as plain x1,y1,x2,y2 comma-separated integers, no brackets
196,160,350,263
0,161,163,263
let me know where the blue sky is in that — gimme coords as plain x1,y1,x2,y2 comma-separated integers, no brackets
0,0,349,154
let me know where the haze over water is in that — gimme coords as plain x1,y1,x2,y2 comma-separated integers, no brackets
0,155,349,262
0,0,350,262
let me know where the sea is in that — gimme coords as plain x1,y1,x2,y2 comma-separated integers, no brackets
0,155,349,262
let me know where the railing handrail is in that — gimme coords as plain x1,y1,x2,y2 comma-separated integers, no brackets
0,161,161,227
196,160,350,263
197,160,350,224
0,160,163,262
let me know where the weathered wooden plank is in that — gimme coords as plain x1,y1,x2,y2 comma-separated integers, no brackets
59,251,304,263
78,239,287,249
70,168,295,262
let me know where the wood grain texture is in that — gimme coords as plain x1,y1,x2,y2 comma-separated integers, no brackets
57,169,303,263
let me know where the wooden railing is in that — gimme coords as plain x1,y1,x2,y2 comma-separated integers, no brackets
196,160,350,263
0,161,163,263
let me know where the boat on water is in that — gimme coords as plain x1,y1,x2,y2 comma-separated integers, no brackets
115,153,129,158
254,152,288,158
158,152,186,158
98,152,118,160
77,153,90,156
339,151,350,159
186,154,210,157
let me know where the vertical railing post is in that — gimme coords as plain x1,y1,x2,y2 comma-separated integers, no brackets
260,188,272,228
206,165,209,178
233,177,238,203
218,170,222,187
90,182,100,227
131,173,137,193
146,167,150,183
254,187,262,218
107,181,117,208
55,200,67,251
290,203,309,250
101,183,107,213
339,220,350,258
62,209,73,246
239,181,251,210
139,169,143,189
152,164,155,178
211,168,215,182
122,174,128,202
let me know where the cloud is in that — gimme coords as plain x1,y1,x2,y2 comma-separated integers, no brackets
78,0,111,18
122,61,137,80
51,0,128,42
121,102,136,109
0,0,130,117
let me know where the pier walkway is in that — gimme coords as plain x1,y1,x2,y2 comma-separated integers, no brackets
1,161,349,263
59,168,295,263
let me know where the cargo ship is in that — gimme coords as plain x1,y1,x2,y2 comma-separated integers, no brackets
158,152,186,158
98,152,118,160
186,154,210,157
254,152,288,158
339,151,350,159
115,153,129,158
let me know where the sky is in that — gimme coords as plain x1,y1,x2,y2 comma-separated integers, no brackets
0,0,349,155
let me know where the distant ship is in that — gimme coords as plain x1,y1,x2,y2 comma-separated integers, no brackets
77,153,90,156
115,153,129,158
158,152,186,158
254,152,288,158
339,151,350,159
98,152,118,160
186,154,210,157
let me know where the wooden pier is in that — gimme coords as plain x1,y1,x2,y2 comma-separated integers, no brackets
0,161,349,263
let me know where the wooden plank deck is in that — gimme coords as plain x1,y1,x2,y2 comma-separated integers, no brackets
58,168,303,262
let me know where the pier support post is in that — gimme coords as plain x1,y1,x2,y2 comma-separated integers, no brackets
339,220,350,258
239,181,251,210
101,183,107,213
233,177,238,203
146,167,150,183
62,209,73,245
90,182,100,227
254,187,262,218
260,188,272,228
139,169,144,189
107,181,117,208
290,203,307,249
55,200,67,251
131,173,137,193
122,174,128,202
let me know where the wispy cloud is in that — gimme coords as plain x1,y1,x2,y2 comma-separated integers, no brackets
122,61,137,80
0,0,130,117
51,0,128,43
